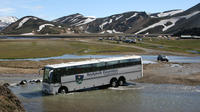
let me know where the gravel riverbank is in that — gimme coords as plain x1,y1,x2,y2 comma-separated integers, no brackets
0,85,25,112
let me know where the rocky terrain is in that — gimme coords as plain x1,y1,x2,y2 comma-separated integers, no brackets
0,85,25,112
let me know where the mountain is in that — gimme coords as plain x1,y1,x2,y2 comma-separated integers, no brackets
53,13,96,26
149,9,184,18
135,3,200,34
1,16,74,35
0,16,18,31
86,11,150,34
54,11,150,34
53,3,200,34
1,3,200,35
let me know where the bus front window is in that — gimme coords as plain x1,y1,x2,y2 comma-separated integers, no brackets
43,68,53,83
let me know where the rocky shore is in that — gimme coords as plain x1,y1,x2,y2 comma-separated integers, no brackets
0,85,25,112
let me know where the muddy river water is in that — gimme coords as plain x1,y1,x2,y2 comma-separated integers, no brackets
1,54,200,63
10,83,200,112
2,54,200,112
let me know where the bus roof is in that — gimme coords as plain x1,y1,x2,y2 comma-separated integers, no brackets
45,55,141,69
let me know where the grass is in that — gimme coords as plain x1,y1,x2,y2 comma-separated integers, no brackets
140,38,200,54
100,38,200,55
0,39,142,59
144,38,200,50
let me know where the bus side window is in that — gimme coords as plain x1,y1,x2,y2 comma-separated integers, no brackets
106,61,118,69
96,62,106,71
129,59,141,65
52,69,61,83
90,64,96,72
65,66,74,76
119,59,129,67
81,64,92,73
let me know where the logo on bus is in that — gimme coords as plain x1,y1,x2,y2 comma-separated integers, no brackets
75,75,84,84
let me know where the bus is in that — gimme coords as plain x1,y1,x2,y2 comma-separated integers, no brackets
41,55,143,94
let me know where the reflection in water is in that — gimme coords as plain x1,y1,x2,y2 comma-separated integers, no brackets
10,83,200,112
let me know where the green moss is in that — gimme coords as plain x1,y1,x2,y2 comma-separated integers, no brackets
137,38,200,54
0,39,143,59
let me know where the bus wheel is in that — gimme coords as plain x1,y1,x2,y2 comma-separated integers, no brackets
58,86,68,94
118,77,126,86
110,78,118,87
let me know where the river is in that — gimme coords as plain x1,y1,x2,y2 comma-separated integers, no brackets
10,83,200,112
0,54,200,63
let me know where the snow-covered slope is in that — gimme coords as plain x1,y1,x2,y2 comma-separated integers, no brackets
0,16,18,24
136,3,200,34
1,3,200,35
1,16,73,34
53,3,200,34
0,16,18,30
150,10,184,18
136,11,200,34
53,13,96,26
84,11,150,34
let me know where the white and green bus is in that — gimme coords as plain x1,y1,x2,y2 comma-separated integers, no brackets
42,55,143,94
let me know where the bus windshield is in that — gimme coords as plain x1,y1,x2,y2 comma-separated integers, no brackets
43,68,53,83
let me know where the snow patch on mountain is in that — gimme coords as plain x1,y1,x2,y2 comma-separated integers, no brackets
99,19,114,30
157,10,184,17
136,11,200,34
100,29,122,34
0,16,18,24
37,24,55,32
20,33,34,35
115,15,123,20
74,17,96,26
109,19,113,24
99,21,109,30
151,10,184,18
112,29,122,33
126,13,138,20
17,17,32,29
0,16,18,30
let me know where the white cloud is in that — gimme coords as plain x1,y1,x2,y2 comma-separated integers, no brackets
33,6,43,10
22,5,43,11
0,8,15,14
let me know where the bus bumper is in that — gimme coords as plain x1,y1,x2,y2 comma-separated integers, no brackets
42,83,56,95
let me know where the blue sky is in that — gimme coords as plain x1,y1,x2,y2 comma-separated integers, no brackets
0,0,199,20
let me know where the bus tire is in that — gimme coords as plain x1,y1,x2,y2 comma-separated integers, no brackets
58,86,68,94
118,77,126,86
110,78,118,87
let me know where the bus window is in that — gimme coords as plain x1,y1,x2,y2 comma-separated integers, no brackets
119,59,129,67
129,59,141,65
96,62,106,70
80,64,92,73
51,69,62,83
43,68,52,83
106,61,118,69
51,72,61,83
